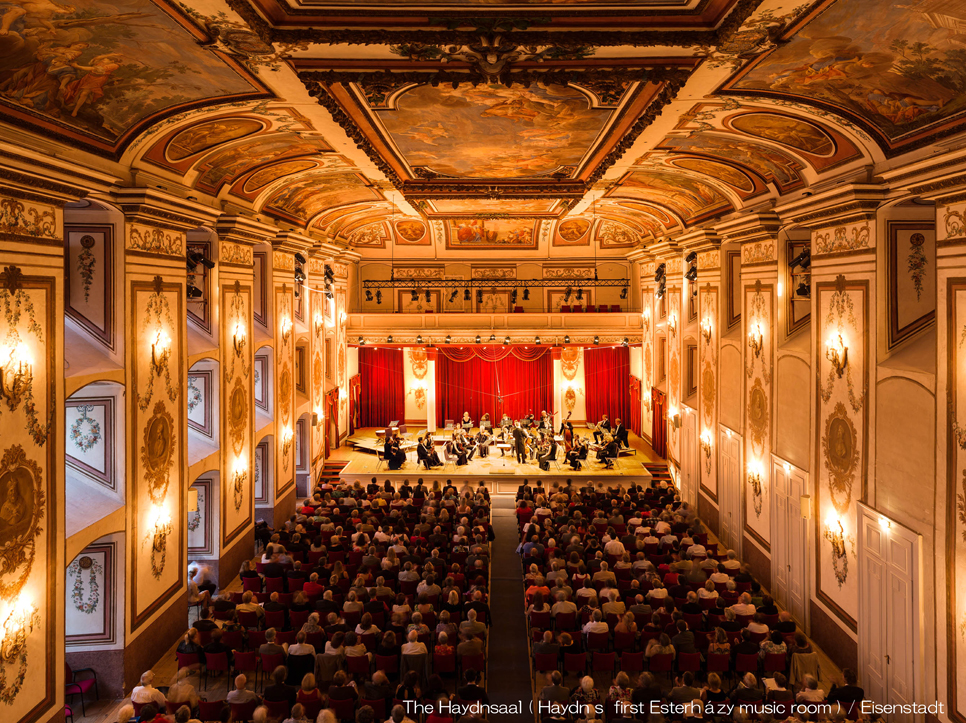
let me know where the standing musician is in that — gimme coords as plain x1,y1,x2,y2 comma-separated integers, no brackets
475,426,491,457
511,421,528,464
538,433,558,472
612,418,629,448
417,435,441,469
593,414,612,444
384,430,406,470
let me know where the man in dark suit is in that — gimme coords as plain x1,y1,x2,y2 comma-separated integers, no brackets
612,418,629,448
593,415,611,444
512,422,528,464
671,620,697,654
538,438,558,472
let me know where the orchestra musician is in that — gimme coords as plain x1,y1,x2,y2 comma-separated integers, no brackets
538,433,558,472
417,435,441,469
447,432,469,466
592,414,612,444
480,413,491,430
511,421,528,464
538,411,551,431
524,411,536,428
461,412,473,432
384,430,406,470
499,413,512,430
612,418,629,448
597,433,619,469
458,429,477,462
475,426,491,457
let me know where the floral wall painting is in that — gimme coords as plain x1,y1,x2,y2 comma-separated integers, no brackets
65,398,114,490
723,0,966,153
377,83,611,179
444,218,540,249
0,0,268,151
65,543,115,645
887,221,936,348
186,371,211,437
65,225,113,349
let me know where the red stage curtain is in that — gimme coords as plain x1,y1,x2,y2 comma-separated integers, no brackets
584,346,631,428
436,351,553,426
359,347,405,428
651,387,667,458
436,345,549,363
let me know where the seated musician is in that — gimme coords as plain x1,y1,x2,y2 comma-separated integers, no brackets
566,437,583,471
457,430,477,463
538,434,558,472
528,429,541,460
597,434,619,469
385,431,406,470
417,435,441,469
525,411,536,428
447,433,468,466
461,412,473,431
593,415,612,444
538,411,551,430
499,413,512,429
476,426,491,458
612,418,629,448
480,413,491,429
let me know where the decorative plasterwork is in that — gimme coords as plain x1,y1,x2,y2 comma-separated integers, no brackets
127,224,185,257
741,241,775,265
472,267,516,280
814,223,872,256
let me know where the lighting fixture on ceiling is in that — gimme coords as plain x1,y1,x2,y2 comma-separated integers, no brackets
449,289,459,303
535,336,541,345
477,290,483,304
490,334,496,342
464,287,471,302
564,287,572,302
576,288,583,301
187,249,214,271
523,288,529,301
425,290,431,302
504,336,511,345
476,335,481,344
387,336,393,343
358,336,364,345
445,335,451,344
622,337,629,347
654,264,666,282
365,289,373,301
411,289,418,302
295,253,307,265
620,287,628,299
593,336,599,345
376,290,382,304
416,334,423,344
511,289,518,304
564,335,570,344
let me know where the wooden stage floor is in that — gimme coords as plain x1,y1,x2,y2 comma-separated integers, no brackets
330,428,664,495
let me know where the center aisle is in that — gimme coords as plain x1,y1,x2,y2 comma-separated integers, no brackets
488,496,535,723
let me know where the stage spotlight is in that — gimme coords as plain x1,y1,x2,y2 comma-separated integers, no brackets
387,336,393,343
411,289,418,302
376,290,383,305
358,336,364,344
511,289,518,304
295,268,306,282
425,290,431,302
535,336,541,345
295,252,307,265
445,334,451,344
477,290,483,304
564,287,572,302
685,251,697,264
620,286,628,299
464,288,471,302
796,281,811,298
323,265,335,285
476,335,481,344
685,266,697,282
504,336,511,345
564,335,570,344
654,263,666,282
622,337,629,347
417,334,423,344
490,334,496,341
365,289,373,301
593,335,599,345
187,284,202,299
523,288,530,301
187,249,215,270
789,248,811,270
576,288,583,301
449,289,459,303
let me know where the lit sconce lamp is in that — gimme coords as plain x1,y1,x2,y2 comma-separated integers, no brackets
748,321,764,358
0,340,32,410
282,425,294,457
878,516,892,531
339,310,347,325
313,406,324,426
150,327,171,377
280,316,293,344
667,313,677,335
725,427,732,439
747,459,764,498
339,387,347,400
232,457,248,510
313,312,324,337
699,429,713,459
232,321,247,357
148,505,172,578
783,461,792,475
823,514,848,577
701,317,712,345
1,593,38,677
825,332,848,377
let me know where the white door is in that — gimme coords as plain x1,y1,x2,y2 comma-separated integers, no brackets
858,504,921,723
786,471,809,627
771,462,789,608
717,427,741,554
680,408,697,506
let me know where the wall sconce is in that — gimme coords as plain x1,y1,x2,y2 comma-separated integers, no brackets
313,406,324,426
783,461,791,475
878,516,892,531
313,312,324,337
282,425,294,457
1,593,38,681
700,429,713,459
232,321,247,357
700,318,712,345
643,395,652,413
748,321,764,358
339,387,347,400
0,340,32,411
232,457,248,511
825,332,848,377
339,310,347,325
668,406,681,430
280,316,293,344
725,427,732,439
747,460,764,498
151,327,171,377
148,505,172,578
667,313,677,335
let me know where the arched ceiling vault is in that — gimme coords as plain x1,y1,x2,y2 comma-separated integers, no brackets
0,0,961,249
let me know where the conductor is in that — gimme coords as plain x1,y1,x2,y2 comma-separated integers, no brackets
511,422,528,464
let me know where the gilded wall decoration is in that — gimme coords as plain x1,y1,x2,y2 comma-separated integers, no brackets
394,267,444,280
472,267,516,280
822,402,858,516
907,232,927,300
819,276,864,411
140,401,175,505
745,282,771,382
741,241,774,264
698,287,717,496
128,226,183,256
67,556,102,615
0,445,44,600
279,364,292,424
0,266,51,444
815,224,871,255
273,251,295,271
748,379,768,453
0,597,39,704
77,235,96,302
544,267,594,280
944,207,965,241
226,282,250,380
222,243,253,266
0,199,57,242
887,222,935,349
698,250,720,270
228,377,247,456
135,277,179,412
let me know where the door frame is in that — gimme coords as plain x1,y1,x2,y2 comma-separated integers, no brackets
770,456,811,633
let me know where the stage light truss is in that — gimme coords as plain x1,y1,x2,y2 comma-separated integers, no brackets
362,278,630,291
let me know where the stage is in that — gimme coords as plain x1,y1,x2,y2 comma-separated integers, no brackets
331,427,664,495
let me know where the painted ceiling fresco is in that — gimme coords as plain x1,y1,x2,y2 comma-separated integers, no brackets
426,198,563,217
609,171,733,223
0,0,266,151
264,172,382,224
723,0,966,152
378,83,610,179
